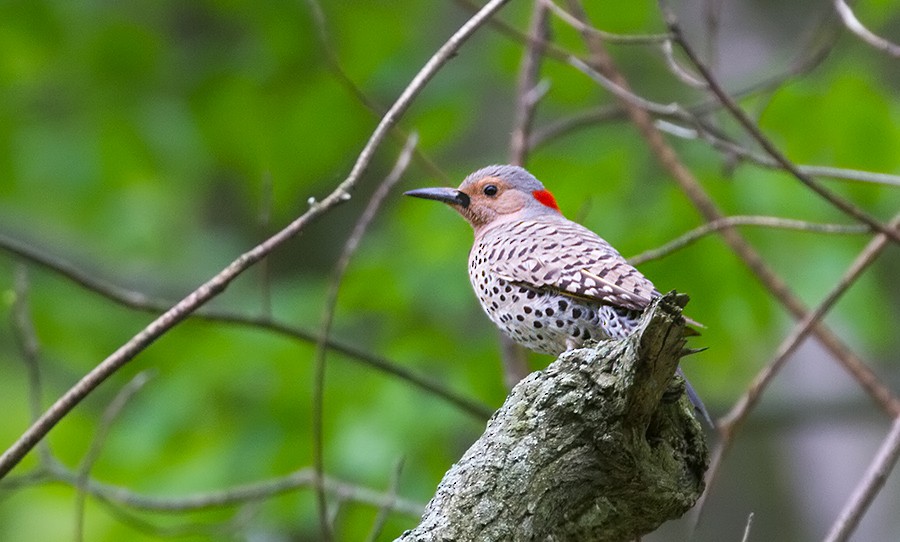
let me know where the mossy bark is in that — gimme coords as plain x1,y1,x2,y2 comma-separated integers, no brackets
395,292,709,542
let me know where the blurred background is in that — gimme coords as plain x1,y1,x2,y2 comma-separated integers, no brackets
1,0,899,540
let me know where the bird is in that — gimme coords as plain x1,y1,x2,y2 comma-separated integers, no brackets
404,164,711,424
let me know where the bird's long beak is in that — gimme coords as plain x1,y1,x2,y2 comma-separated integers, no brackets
404,187,470,209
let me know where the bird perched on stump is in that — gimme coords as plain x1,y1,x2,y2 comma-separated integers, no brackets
405,164,710,424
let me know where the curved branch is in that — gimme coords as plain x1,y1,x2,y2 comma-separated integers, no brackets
718,214,900,436
834,0,900,58
628,216,870,266
0,233,492,420
311,134,418,539
825,416,900,542
659,1,900,244
654,119,900,188
499,0,552,390
3,463,424,518
540,0,672,44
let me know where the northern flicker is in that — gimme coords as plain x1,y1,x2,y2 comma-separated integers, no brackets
405,164,710,423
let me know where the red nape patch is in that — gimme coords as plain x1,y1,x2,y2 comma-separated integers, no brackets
532,189,560,212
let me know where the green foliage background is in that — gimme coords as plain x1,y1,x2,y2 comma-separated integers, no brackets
1,0,899,540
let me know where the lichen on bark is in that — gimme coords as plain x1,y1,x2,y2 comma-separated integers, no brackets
395,292,709,542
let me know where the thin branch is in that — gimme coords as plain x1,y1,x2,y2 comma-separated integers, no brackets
310,133,418,540
834,0,900,58
528,104,626,149
305,0,384,115
198,312,492,419
0,233,163,308
563,0,900,452
659,0,900,244
452,0,578,64
718,213,900,438
824,416,900,542
0,234,492,420
530,6,841,151
763,164,900,188
568,56,686,116
540,0,672,44
661,39,708,88
655,119,900,188
509,0,550,166
0,0,511,480
10,266,51,464
628,216,870,266
700,213,900,527
305,0,448,184
499,0,552,390
29,463,425,518
529,63,820,151
74,372,153,542
741,512,754,542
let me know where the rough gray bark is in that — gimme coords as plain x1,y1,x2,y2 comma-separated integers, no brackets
395,292,709,542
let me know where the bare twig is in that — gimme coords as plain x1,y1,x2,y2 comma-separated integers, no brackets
305,0,384,114
10,266,50,464
540,0,672,44
628,216,870,266
0,233,163,308
834,0,900,58
529,104,625,149
659,0,900,244
563,0,900,452
755,164,900,188
568,56,685,116
566,0,900,426
509,0,550,166
718,214,900,437
741,512,754,542
661,40,708,88
824,416,900,542
655,119,900,188
0,0,511,480
531,7,841,151
74,372,153,542
0,234,492,420
701,213,900,526
305,0,448,184
529,64,822,151
30,462,425,517
310,133,418,540
499,0,552,389
186,312,493,419
553,0,706,88
453,0,577,63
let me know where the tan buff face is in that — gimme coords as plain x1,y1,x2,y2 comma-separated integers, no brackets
456,175,530,229
404,165,561,235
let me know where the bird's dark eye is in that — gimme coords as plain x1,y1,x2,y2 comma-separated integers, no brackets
483,184,498,196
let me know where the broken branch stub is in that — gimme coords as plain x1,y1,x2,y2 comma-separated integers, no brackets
396,292,709,541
